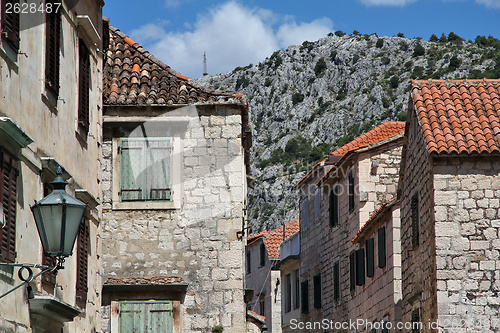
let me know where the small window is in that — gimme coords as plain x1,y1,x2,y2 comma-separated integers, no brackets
294,269,300,310
314,188,321,221
246,251,251,274
349,250,356,293
301,197,309,230
120,138,173,202
78,39,90,132
284,273,291,313
1,0,20,50
0,149,18,263
76,218,90,303
411,192,419,248
313,274,321,309
378,226,386,268
259,299,265,316
333,261,340,301
301,280,309,314
259,243,266,267
356,248,365,286
329,186,339,227
366,238,375,277
45,0,61,96
348,170,355,213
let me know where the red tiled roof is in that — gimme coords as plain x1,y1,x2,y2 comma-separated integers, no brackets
104,276,185,285
248,218,300,259
104,26,246,106
412,79,500,155
247,310,266,321
352,198,397,244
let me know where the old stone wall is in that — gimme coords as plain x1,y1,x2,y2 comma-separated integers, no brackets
400,109,438,327
433,156,500,332
101,105,247,332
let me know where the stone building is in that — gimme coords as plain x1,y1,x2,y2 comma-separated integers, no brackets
100,26,252,332
399,79,500,332
0,1,104,332
246,218,299,332
295,121,405,331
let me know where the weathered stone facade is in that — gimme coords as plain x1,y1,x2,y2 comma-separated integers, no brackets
101,105,249,332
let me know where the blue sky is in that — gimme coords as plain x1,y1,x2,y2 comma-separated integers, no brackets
103,0,500,79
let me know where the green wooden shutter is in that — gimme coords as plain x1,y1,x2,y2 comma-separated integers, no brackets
329,186,339,227
378,226,386,268
313,274,321,309
366,238,375,277
301,280,309,314
333,261,340,301
120,138,144,201
349,250,356,293
119,301,173,333
356,248,365,286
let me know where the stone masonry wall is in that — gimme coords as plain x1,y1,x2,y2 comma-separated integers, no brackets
400,109,438,328
101,105,246,332
433,156,500,332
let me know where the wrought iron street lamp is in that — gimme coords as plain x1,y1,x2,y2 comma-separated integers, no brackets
0,167,86,299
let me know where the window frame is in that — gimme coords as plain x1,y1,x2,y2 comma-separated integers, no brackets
1,0,20,50
0,149,18,263
44,0,61,97
112,136,182,210
78,38,90,133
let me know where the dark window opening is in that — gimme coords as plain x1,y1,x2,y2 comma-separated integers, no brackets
45,0,61,96
333,261,340,301
356,248,365,286
329,186,339,227
78,39,90,132
366,238,375,277
301,280,309,314
246,251,251,274
349,251,356,293
378,226,386,268
313,274,321,309
259,243,266,267
348,170,355,213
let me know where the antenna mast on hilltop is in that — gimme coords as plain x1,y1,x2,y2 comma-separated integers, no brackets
203,52,208,76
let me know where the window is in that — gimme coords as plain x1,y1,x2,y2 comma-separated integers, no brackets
1,0,20,50
45,0,61,96
259,299,265,316
301,280,309,314
378,227,386,268
246,251,251,274
294,270,300,310
119,301,173,333
356,248,365,286
259,243,266,267
349,250,356,293
0,149,17,262
366,238,375,277
78,39,90,132
333,261,340,301
411,308,421,333
348,170,355,213
76,218,90,303
329,186,339,227
301,197,309,230
120,138,173,202
411,192,419,248
284,273,291,313
313,274,321,309
314,188,321,221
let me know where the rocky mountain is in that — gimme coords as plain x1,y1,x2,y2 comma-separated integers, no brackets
197,32,500,233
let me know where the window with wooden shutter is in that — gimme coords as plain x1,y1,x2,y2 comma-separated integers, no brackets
349,250,355,293
329,186,339,227
120,138,173,202
356,248,365,286
1,0,20,50
284,273,291,313
333,261,340,301
259,242,266,267
246,251,251,274
78,39,90,132
294,269,300,310
411,192,419,248
366,238,375,277
348,170,355,213
313,274,321,309
119,301,174,333
378,226,386,268
0,150,17,263
301,280,309,314
76,218,89,303
45,0,61,96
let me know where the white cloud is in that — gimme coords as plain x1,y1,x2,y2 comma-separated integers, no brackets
476,0,500,9
129,1,333,78
359,0,417,5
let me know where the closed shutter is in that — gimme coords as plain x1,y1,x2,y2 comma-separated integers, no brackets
78,39,90,132
119,301,174,333
411,193,419,248
45,0,61,95
294,270,300,309
356,248,365,286
76,219,89,302
1,0,20,50
0,150,17,262
329,186,338,227
366,238,375,277
378,226,386,268
120,138,173,202
301,197,309,230
259,243,265,267
349,250,355,293
348,170,355,213
301,280,309,314
313,274,321,309
333,261,340,301
284,273,291,313
314,188,321,221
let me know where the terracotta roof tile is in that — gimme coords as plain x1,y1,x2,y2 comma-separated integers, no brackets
248,218,300,259
104,26,246,106
412,79,500,155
